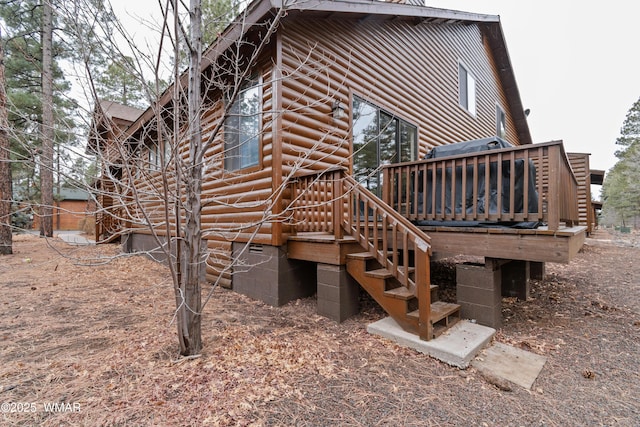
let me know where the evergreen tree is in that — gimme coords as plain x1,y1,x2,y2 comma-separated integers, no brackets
0,0,76,207
602,97,640,228
202,0,237,44
95,57,147,108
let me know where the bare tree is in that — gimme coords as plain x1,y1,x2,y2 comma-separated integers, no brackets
0,28,12,255
67,0,337,356
177,0,204,356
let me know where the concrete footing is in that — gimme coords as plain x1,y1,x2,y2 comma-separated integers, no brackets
123,232,205,281
472,342,547,389
368,318,495,368
530,261,546,280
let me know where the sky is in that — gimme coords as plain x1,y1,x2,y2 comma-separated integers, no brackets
109,0,640,175
425,0,640,175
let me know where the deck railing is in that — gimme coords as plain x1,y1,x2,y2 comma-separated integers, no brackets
95,200,124,243
381,141,579,231
290,168,434,339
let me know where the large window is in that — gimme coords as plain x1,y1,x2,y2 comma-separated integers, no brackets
352,96,418,194
458,63,476,116
224,78,261,171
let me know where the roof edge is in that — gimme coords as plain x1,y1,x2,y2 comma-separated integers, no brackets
273,0,499,23
124,0,504,138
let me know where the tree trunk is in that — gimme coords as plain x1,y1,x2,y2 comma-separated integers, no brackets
0,28,13,255
40,0,54,237
176,0,203,356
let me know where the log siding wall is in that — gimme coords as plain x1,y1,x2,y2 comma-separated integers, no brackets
126,16,525,288
279,18,521,165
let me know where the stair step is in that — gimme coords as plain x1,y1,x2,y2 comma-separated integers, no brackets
346,252,374,261
431,301,461,324
431,284,439,302
397,266,415,275
408,301,460,324
384,286,414,300
366,268,393,279
385,284,438,301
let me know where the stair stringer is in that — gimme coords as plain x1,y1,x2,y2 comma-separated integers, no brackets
346,253,420,335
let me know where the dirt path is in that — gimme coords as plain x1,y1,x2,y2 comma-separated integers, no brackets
0,231,638,426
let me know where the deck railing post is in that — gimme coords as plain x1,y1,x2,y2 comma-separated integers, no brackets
332,169,344,240
416,245,432,340
382,167,391,207
547,145,560,231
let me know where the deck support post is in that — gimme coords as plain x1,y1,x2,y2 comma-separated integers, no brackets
456,261,502,328
232,243,316,305
317,263,360,323
500,260,531,301
530,261,545,280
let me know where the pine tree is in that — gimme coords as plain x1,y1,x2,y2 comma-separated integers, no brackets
0,0,75,214
95,57,148,108
40,0,54,237
602,97,640,228
0,28,12,254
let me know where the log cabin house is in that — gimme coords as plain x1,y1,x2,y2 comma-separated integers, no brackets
90,0,591,340
88,101,145,242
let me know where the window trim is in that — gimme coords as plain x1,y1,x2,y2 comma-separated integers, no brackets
223,75,263,172
351,94,419,193
458,61,477,117
148,143,160,171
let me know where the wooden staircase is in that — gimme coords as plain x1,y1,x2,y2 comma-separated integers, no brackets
290,168,460,340
346,251,460,339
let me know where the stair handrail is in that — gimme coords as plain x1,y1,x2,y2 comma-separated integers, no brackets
290,168,434,340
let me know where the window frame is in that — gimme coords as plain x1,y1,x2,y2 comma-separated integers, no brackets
351,95,419,194
458,62,477,116
148,143,160,172
224,75,263,172
496,104,507,139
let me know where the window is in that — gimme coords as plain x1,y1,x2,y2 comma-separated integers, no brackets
224,78,261,171
496,105,506,139
352,96,418,194
148,143,160,171
164,140,171,166
459,63,476,116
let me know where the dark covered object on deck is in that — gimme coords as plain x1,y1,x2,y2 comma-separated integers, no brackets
425,137,513,159
417,137,540,229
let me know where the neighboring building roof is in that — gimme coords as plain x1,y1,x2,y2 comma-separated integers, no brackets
590,169,605,186
12,185,91,201
125,0,531,144
55,187,92,201
98,100,144,123
87,100,145,154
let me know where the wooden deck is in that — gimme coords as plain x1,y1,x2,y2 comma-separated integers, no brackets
287,233,363,265
418,224,586,263
288,224,585,265
283,147,588,338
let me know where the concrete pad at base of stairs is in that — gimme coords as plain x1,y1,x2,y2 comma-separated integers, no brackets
367,318,495,368
471,342,547,390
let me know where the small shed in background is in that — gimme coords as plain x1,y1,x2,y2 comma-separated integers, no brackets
31,187,95,231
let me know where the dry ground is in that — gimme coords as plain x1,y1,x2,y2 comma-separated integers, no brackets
0,230,639,426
